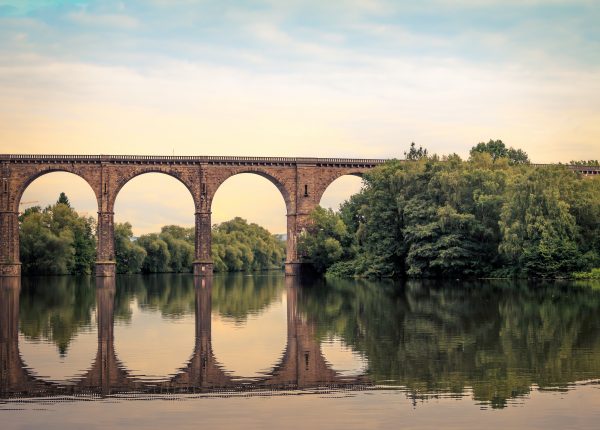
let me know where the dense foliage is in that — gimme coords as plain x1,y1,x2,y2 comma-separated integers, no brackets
116,217,285,273
299,144,600,279
19,195,96,275
19,194,285,275
470,139,530,165
115,217,285,273
212,217,286,272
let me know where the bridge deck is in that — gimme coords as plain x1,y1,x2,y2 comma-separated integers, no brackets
1,154,597,173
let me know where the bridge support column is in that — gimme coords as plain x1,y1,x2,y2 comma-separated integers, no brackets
0,211,20,277
285,212,312,276
193,211,213,276
96,211,116,277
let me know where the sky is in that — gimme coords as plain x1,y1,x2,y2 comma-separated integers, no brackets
3,0,600,233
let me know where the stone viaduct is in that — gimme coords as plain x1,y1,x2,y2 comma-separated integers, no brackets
0,276,366,398
0,154,389,277
1,154,598,277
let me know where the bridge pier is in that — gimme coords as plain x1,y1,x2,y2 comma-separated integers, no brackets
194,210,213,276
285,211,315,277
96,211,116,277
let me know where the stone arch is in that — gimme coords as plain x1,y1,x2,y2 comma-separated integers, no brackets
314,170,365,207
108,167,200,212
207,168,294,215
317,172,365,210
12,168,101,213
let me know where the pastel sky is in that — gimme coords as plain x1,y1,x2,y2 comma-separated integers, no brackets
3,0,599,233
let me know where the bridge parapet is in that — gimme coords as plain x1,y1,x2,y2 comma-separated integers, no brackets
0,154,387,167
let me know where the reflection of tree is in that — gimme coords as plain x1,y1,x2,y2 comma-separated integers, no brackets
114,274,196,322
211,273,284,323
19,276,96,356
299,278,600,408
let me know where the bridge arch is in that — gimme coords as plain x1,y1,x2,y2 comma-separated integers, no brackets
318,173,365,211
12,168,100,213
108,167,200,212
207,169,293,215
313,171,365,208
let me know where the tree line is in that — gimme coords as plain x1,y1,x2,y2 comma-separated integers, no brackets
298,140,600,278
19,193,285,275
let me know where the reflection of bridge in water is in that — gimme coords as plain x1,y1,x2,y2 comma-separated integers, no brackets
0,277,367,398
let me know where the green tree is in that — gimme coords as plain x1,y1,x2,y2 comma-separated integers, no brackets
404,142,428,161
159,226,194,272
57,192,71,207
115,222,147,273
499,167,585,277
137,233,171,273
297,142,598,279
211,217,285,272
570,160,599,166
19,194,96,275
297,206,354,274
470,139,530,165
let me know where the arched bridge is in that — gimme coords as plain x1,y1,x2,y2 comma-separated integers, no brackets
0,154,386,276
1,154,598,277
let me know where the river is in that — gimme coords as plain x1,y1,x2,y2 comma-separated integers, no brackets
2,273,600,429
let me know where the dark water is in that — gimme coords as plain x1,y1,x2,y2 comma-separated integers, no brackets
2,273,600,429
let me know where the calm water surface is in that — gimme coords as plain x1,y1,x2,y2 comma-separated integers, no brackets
2,273,600,429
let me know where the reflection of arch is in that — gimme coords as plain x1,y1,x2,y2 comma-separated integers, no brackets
0,277,61,396
0,276,367,398
209,170,293,214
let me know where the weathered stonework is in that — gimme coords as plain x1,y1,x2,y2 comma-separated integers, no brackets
1,154,597,277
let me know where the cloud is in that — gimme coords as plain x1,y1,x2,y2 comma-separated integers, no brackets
2,0,600,232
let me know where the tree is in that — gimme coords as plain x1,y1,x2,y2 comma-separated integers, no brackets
404,142,428,161
115,222,146,274
297,151,598,279
19,194,96,275
137,234,171,273
57,192,71,207
499,167,585,277
297,207,354,274
212,217,285,272
570,160,599,166
470,139,530,165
